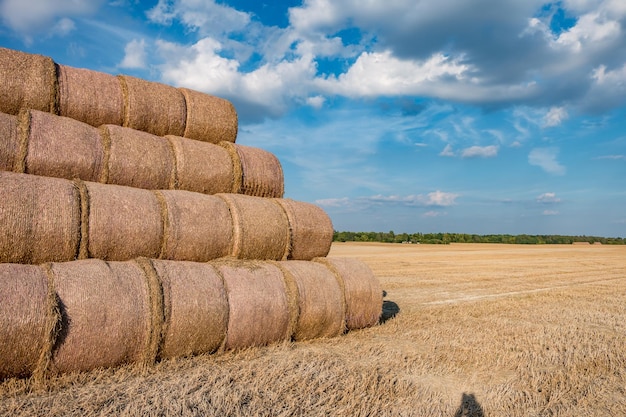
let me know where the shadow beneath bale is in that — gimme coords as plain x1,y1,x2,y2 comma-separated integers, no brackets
453,393,484,417
380,289,400,325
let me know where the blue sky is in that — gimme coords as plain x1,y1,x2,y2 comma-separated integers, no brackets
1,0,625,236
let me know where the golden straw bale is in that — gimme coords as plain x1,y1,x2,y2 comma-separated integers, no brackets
118,75,186,137
275,199,333,260
0,47,56,115
179,87,237,143
57,64,124,127
0,111,19,172
216,261,290,350
0,172,81,264
217,193,290,260
151,260,228,359
234,144,284,198
158,190,233,262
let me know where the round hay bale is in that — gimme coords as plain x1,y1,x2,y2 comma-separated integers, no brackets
57,64,124,127
233,144,284,198
85,182,163,260
216,261,290,350
179,87,237,143
0,264,54,379
216,194,290,260
0,47,56,115
118,75,186,137
21,110,105,182
151,260,228,359
166,135,234,194
314,257,382,330
48,259,151,374
158,190,233,262
0,172,81,264
278,261,345,341
103,125,175,190
275,199,333,260
0,111,19,172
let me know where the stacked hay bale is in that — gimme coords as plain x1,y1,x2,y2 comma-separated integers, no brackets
0,47,382,380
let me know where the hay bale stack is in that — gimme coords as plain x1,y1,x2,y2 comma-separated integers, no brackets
158,191,233,262
275,199,333,260
222,143,284,198
0,171,81,264
103,125,175,189
85,182,163,260
278,260,344,341
57,64,124,127
118,75,186,137
179,87,238,143
315,257,382,330
0,112,19,172
20,110,105,182
217,193,290,261
0,47,56,115
48,259,151,374
217,261,291,349
151,260,228,359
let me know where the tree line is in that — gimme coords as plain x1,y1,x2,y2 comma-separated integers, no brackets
333,231,625,245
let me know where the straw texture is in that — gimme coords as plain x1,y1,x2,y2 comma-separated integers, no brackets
275,199,333,260
0,112,19,172
235,144,284,198
180,87,237,143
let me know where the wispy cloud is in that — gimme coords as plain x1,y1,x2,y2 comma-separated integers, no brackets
528,147,566,175
316,191,459,208
536,192,561,204
594,154,626,160
461,145,498,158
542,210,559,216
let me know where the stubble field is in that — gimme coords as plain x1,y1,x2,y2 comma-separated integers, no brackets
1,242,625,416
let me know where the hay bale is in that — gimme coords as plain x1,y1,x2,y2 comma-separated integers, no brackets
0,264,54,379
21,110,105,182
48,259,151,374
216,261,290,349
103,125,175,189
0,112,19,172
151,260,228,359
217,194,290,260
118,75,186,137
278,261,344,341
158,190,233,262
0,172,81,264
275,199,333,260
233,144,284,198
179,87,237,143
0,47,56,115
57,64,124,127
85,182,163,260
166,135,234,194
315,258,382,330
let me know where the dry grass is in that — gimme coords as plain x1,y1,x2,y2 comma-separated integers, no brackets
1,242,625,416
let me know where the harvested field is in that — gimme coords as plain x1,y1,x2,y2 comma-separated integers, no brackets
1,243,625,416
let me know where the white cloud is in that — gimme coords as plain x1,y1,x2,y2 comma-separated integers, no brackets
119,39,147,69
439,144,455,157
543,107,569,127
423,211,446,217
595,154,626,160
542,210,559,215
461,145,498,158
528,147,566,175
306,95,325,108
50,17,75,37
315,197,350,207
536,192,561,203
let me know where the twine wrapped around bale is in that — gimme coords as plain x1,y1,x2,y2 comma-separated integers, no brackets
221,143,284,198
57,64,124,127
314,257,382,330
118,75,186,137
20,110,105,182
179,87,237,143
151,260,228,359
0,47,56,115
0,112,19,172
275,199,333,260
157,191,233,262
0,172,81,264
217,193,290,261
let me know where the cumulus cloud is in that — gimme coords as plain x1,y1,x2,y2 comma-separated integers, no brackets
461,145,499,158
528,147,567,175
119,39,147,69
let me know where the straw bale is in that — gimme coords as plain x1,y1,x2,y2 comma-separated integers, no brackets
235,144,284,198
167,135,234,194
22,110,105,182
0,172,81,264
278,261,344,341
0,112,19,172
104,125,175,189
0,47,56,115
218,141,243,193
0,264,52,379
179,87,237,143
57,64,124,126
85,182,163,260
118,75,186,137
134,258,164,366
151,260,228,359
216,262,290,349
158,190,233,262
315,257,382,330
217,194,290,260
275,199,333,260
48,259,151,374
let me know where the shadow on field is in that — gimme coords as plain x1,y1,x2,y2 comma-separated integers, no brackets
453,393,484,417
380,290,400,324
